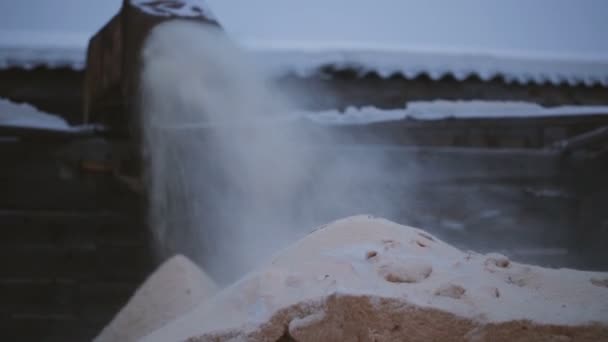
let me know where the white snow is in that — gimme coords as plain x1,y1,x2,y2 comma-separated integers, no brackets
3,97,606,132
0,46,84,70
0,98,71,130
131,0,217,20
302,101,608,125
1,42,606,87
0,98,101,132
152,101,608,130
0,29,88,70
245,43,608,87
0,30,88,70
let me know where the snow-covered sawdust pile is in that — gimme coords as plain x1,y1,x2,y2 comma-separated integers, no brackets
96,216,608,342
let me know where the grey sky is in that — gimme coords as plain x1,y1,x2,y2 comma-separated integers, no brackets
0,0,607,58
0,0,120,37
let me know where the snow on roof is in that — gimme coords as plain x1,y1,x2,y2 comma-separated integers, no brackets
302,101,608,125
0,46,84,70
0,30,89,70
1,42,607,87
155,101,608,128
0,97,102,132
0,98,71,130
246,43,608,87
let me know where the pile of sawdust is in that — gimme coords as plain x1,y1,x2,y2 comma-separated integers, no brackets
97,216,608,341
94,255,217,342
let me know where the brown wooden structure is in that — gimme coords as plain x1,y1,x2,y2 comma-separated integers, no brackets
83,0,219,135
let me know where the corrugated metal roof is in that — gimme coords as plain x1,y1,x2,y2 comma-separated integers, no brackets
1,45,607,87
248,46,608,87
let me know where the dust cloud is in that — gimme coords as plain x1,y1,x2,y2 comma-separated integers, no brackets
139,20,395,284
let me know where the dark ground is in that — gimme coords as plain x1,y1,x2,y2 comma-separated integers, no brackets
0,138,155,342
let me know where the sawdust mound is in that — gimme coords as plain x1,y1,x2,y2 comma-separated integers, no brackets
104,216,608,341
94,255,218,342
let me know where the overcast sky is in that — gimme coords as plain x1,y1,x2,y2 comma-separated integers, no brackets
0,0,607,58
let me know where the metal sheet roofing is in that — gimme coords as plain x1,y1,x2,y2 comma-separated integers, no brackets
1,44,607,87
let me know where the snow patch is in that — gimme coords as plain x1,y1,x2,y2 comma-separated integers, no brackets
303,101,608,125
0,46,84,70
1,42,607,88
245,44,608,87
0,98,70,130
0,98,102,132
131,0,217,20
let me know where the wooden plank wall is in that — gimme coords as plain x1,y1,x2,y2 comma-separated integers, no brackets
0,140,155,342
